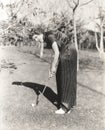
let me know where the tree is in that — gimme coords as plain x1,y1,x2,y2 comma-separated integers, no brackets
94,4,105,58
66,0,94,70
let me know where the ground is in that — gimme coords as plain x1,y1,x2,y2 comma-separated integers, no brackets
0,46,105,130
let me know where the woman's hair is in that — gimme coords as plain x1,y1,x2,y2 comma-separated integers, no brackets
58,24,66,31
44,30,54,36
34,30,42,35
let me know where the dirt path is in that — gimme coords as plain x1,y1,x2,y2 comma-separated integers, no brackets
0,46,105,130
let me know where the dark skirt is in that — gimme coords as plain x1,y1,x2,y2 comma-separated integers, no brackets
56,44,77,110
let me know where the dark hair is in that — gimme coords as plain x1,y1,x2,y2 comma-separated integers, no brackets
44,30,53,35
34,30,41,35
58,23,66,31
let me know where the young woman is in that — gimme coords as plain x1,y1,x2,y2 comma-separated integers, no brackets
33,29,77,114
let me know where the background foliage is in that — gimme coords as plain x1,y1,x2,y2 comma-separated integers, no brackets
0,0,105,49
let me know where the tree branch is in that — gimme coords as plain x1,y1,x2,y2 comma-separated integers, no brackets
73,0,79,13
80,0,94,7
12,0,25,18
66,0,80,13
66,0,74,9
73,0,78,5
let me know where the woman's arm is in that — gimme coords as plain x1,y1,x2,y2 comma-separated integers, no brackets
40,41,44,58
39,34,44,58
50,41,59,76
33,34,44,58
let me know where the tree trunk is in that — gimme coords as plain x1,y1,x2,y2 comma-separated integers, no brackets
95,30,105,60
73,13,79,71
73,14,78,52
100,23,104,53
95,32,100,52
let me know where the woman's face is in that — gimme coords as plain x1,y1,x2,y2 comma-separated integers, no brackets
33,34,43,43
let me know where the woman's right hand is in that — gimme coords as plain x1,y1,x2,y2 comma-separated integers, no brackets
49,66,56,78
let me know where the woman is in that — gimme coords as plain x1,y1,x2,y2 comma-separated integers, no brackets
33,29,77,114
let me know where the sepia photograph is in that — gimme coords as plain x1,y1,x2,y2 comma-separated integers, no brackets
0,0,105,130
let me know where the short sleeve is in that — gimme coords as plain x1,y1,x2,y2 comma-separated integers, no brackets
48,34,56,43
46,34,56,48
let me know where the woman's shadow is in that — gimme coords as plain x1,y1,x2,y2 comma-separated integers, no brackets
12,81,59,108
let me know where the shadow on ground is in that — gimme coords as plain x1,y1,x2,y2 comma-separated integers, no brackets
78,82,105,97
12,81,59,108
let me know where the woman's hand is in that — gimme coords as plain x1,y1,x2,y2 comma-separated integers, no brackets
49,65,56,78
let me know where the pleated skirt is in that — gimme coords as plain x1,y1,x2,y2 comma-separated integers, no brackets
56,45,77,110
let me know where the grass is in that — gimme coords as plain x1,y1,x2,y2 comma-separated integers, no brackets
0,46,105,130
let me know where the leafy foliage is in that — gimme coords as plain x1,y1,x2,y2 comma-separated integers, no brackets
1,0,104,49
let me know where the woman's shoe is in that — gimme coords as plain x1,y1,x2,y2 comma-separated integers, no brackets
55,108,65,114
67,109,71,114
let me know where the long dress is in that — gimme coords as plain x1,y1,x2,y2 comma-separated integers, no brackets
44,31,77,110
